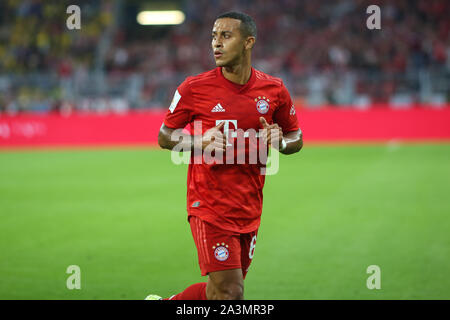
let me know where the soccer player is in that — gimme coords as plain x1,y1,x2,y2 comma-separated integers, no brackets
148,11,303,300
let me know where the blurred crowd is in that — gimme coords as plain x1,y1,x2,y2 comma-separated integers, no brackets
0,0,449,114
0,0,113,113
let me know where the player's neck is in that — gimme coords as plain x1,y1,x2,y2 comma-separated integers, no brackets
221,62,252,85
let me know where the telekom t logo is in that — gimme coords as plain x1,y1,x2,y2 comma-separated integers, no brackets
216,120,258,145
216,120,237,146
170,120,279,175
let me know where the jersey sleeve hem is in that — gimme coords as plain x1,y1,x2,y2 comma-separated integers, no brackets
163,118,183,129
284,126,300,133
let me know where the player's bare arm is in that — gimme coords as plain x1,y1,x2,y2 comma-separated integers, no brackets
158,122,227,151
260,117,303,154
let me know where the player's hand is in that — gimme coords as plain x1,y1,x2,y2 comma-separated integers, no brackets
260,117,283,149
202,121,227,151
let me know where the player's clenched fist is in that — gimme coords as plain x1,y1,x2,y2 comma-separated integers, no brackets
259,117,283,149
201,121,227,151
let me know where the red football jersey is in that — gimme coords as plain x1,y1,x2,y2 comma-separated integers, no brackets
164,67,299,233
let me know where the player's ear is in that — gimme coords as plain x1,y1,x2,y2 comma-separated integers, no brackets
245,36,255,50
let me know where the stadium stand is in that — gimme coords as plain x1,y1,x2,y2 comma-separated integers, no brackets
0,0,448,113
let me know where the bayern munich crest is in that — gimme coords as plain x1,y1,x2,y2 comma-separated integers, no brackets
255,96,270,114
213,243,229,261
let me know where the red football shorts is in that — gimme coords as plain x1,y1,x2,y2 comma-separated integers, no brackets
189,215,258,279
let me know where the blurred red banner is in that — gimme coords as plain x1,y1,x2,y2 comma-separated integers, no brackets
0,108,449,148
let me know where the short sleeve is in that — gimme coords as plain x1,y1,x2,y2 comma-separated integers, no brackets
164,79,194,129
272,81,299,133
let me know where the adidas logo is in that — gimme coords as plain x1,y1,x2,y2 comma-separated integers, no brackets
211,103,225,112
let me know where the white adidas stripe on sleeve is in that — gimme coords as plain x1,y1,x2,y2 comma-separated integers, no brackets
169,90,182,113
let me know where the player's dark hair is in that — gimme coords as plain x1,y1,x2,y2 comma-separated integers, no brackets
216,11,257,39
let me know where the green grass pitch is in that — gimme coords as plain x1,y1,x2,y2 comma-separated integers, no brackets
0,143,449,299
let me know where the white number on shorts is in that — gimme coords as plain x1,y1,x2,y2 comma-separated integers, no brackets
249,235,257,259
